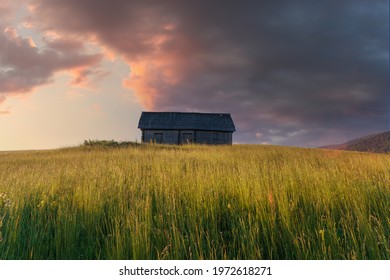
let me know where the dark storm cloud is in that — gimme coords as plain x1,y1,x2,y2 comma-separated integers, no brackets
28,0,389,146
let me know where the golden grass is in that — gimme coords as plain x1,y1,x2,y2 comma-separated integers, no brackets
0,144,389,259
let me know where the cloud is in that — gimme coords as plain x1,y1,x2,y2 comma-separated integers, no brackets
0,0,25,21
18,0,390,145
70,67,110,87
0,4,104,105
44,37,86,53
0,26,103,104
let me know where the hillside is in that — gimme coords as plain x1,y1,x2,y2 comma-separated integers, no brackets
0,145,389,260
321,131,390,153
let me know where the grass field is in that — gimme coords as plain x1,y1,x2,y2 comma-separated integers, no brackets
0,144,389,259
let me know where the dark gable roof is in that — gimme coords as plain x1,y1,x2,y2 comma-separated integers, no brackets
138,112,236,132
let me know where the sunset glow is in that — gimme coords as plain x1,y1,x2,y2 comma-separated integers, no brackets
0,0,388,150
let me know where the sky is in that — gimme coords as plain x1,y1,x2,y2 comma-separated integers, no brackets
0,0,389,150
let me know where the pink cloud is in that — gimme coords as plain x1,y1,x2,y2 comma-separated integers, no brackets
45,37,85,53
27,0,189,107
0,24,103,104
9,0,389,146
0,0,25,21
70,67,110,87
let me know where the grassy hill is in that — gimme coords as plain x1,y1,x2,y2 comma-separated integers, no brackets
321,131,390,153
0,144,389,259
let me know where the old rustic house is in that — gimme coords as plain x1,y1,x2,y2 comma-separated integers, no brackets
138,112,235,145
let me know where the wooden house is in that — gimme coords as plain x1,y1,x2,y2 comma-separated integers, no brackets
138,112,236,144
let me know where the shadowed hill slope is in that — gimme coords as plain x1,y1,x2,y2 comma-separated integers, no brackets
321,131,390,153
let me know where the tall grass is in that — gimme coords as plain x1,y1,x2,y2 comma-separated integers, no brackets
0,145,388,259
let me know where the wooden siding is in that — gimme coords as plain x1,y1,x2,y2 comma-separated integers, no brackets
195,130,232,145
144,130,179,144
142,129,232,145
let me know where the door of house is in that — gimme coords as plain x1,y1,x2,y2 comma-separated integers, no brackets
181,132,194,144
153,133,163,143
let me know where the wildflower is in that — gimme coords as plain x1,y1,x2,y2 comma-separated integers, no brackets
318,229,325,242
268,192,274,207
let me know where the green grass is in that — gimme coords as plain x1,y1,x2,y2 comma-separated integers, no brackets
0,144,389,259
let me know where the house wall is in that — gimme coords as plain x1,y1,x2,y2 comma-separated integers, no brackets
142,129,232,145
195,130,232,145
143,130,179,144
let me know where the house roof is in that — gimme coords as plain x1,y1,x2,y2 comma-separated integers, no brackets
138,112,236,132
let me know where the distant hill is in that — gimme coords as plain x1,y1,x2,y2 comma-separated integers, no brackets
320,131,390,153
